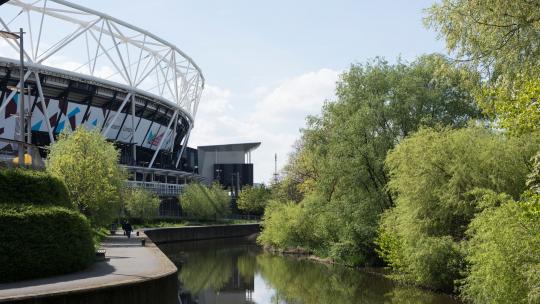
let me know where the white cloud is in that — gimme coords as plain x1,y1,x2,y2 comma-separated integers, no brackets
253,68,339,124
198,85,233,114
190,68,340,183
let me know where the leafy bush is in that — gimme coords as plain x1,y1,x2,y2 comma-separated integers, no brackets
378,127,540,291
461,194,540,303
0,204,94,282
237,185,271,215
258,201,310,249
180,182,231,220
0,169,71,208
124,188,161,223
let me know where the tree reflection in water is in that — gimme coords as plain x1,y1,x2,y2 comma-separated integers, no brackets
158,237,460,304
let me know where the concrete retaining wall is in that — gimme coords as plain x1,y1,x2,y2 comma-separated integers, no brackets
145,223,261,244
8,272,179,304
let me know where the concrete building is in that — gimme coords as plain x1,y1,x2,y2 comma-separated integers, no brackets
197,143,260,198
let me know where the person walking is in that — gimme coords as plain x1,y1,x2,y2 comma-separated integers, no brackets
125,221,133,239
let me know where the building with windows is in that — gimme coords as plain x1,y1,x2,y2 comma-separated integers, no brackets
197,143,260,200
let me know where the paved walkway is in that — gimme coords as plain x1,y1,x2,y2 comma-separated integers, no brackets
0,231,177,302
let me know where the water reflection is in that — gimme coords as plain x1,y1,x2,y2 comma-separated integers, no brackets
158,237,460,304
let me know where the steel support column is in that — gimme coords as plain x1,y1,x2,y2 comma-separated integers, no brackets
148,110,177,168
33,71,55,143
0,70,31,114
131,94,136,165
102,92,132,136
175,125,192,169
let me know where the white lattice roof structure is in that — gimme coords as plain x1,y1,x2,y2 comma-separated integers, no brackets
0,0,204,119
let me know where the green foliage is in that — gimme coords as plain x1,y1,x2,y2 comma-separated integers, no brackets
46,128,126,227
378,127,540,291
461,194,540,304
426,1,540,134
92,227,109,248
0,204,94,282
262,54,482,265
258,199,321,251
480,76,540,135
180,182,231,220
124,188,161,223
270,140,315,203
237,185,271,214
0,168,71,208
425,0,540,78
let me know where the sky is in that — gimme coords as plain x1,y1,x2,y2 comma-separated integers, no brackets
6,0,447,183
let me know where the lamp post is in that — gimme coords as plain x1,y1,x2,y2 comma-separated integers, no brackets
0,28,25,167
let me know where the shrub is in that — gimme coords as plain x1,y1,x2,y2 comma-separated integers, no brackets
378,127,540,291
257,197,322,252
180,182,231,220
237,185,271,215
0,204,95,282
461,193,540,303
0,169,71,208
258,201,304,249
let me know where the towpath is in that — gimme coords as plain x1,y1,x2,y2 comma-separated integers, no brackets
0,231,176,303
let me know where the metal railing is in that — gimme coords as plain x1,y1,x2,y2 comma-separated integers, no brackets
126,180,186,196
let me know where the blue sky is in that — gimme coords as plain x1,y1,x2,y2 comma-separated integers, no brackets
15,0,447,182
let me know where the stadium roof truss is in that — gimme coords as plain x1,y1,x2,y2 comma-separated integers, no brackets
0,0,205,169
0,0,204,119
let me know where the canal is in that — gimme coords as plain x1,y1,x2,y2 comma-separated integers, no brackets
158,237,460,304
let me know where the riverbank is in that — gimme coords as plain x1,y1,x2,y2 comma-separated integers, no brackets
262,244,462,301
0,231,177,304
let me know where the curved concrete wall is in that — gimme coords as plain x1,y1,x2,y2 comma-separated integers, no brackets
1,224,259,304
7,273,178,304
145,223,261,244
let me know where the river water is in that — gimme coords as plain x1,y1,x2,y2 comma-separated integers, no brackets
158,237,460,304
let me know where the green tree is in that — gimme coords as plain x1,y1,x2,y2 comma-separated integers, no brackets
237,185,271,215
377,127,540,291
46,128,125,227
425,0,540,78
262,54,483,265
425,0,540,134
124,188,161,223
180,182,230,220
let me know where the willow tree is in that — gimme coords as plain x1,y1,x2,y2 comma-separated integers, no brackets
425,0,540,134
377,127,540,291
46,128,125,227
